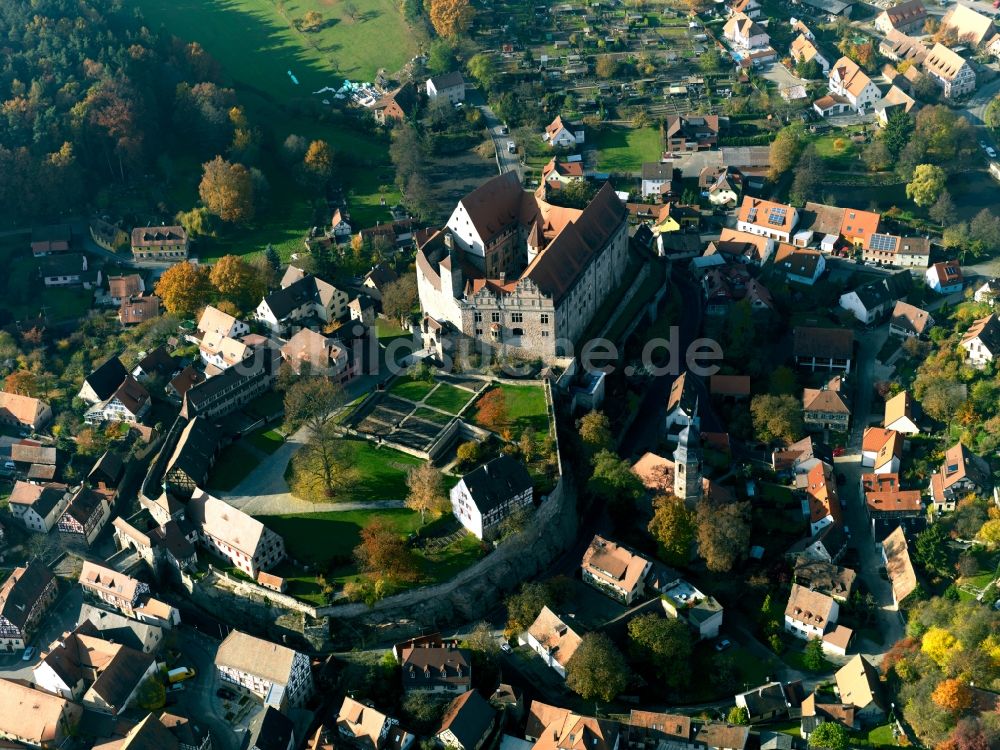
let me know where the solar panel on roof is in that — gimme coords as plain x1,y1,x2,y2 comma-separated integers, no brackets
767,207,787,226
869,234,898,252
747,207,758,223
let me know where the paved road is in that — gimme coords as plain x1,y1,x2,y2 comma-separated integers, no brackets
175,626,243,750
479,104,522,178
0,587,83,677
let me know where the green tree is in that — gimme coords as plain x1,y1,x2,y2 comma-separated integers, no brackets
883,108,914,161
467,53,499,91
727,706,750,725
929,191,957,225
750,394,803,444
505,581,551,634
565,632,629,702
768,124,803,180
915,523,950,575
648,493,695,566
809,722,848,750
769,366,797,396
627,614,692,689
264,244,281,273
906,164,947,207
589,449,645,516
803,637,827,671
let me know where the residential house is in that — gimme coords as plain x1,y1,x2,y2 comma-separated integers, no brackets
159,709,213,750
167,366,205,402
524,703,620,750
715,228,773,265
863,232,925,267
131,225,188,261
335,696,415,750
8,481,70,533
436,691,496,750
974,278,1000,304
793,327,854,373
773,244,825,285
39,253,101,288
640,163,675,200
330,208,353,239
812,95,853,118
255,267,349,336
84,376,150,424
93,713,182,750
861,428,903,474
875,0,928,34
197,305,250,340
541,157,586,191
839,275,906,324
787,525,851,564
581,535,652,605
960,314,1000,367
802,377,851,432
785,584,850,656
874,87,918,129
78,356,129,405
0,390,52,431
793,557,857,601
925,260,963,294
697,723,750,750
927,442,992,512
57,487,113,545
186,488,286,577
734,682,790,722
790,35,830,75
835,655,886,724
664,115,721,152
940,4,994,47
30,224,72,257
400,644,472,694
624,710,695,750
806,462,842,536
215,629,313,709
660,578,724,640
829,57,881,111
349,294,376,326
700,166,744,208
840,208,881,248
921,43,976,98
120,295,162,325
723,13,770,50
737,197,798,243
889,301,933,338
797,202,844,247
180,347,279,419
246,707,296,750
664,371,700,436
0,561,58,652
107,274,145,305
878,30,928,65
198,331,251,370
450,455,533,541
11,438,57,469
426,72,465,104
863,474,923,533
730,0,762,18
772,436,832,477
373,82,416,125
281,328,357,383
884,391,920,434
881,526,917,607
0,678,82,748
524,606,583,679
799,692,857,740
363,262,399,302
544,115,585,149
79,561,150,618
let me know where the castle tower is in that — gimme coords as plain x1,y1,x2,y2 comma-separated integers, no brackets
673,420,703,506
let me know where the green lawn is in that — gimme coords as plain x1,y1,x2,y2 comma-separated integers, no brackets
592,125,662,173
495,383,549,433
388,375,436,402
207,443,260,491
865,724,899,748
342,439,424,502
246,428,285,455
412,407,454,425
811,133,859,170
424,383,474,415
0,236,99,322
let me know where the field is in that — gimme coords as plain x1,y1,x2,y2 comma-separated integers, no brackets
592,126,662,173
246,428,285,454
388,374,437,402
495,383,549,433
0,236,99,323
207,443,260,491
342,439,424,502
424,383,475,414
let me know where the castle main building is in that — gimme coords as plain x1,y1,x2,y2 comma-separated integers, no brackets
416,173,629,361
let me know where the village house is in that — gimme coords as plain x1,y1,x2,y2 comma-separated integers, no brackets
787,525,850,564
730,0,762,18
925,260,963,294
255,266,349,336
166,366,205,403
543,115,585,149
426,71,465,104
884,391,920,434
8,481,70,533
863,233,929,269
799,692,858,740
450,455,533,541
928,442,992,512
78,356,129,405
79,561,151,619
163,417,218,498
198,331,252,371
793,557,857,602
659,578,724,640
349,295,376,327
84,376,150,425
400,644,472,694
879,30,928,65
120,295,162,326
216,629,313,709
40,253,101,288
197,304,250,340
541,157,586,191
0,561,59,652
921,43,976,98
940,4,994,47
881,526,918,607
436,691,496,750
793,327,854,373
875,0,928,34
806,462,842,536
11,437,57,472
30,224,72,257
697,723,751,750
772,435,832,477
57,486,113,545
525,702,620,750
714,228,773,265
131,225,188,262
774,244,825,285
863,474,924,530
416,173,629,361
0,390,52,431
106,273,144,305
186,487,286,577
524,606,583,679
245,707,296,750
700,166,744,208
960,314,1000,367
737,197,798,243
836,655,886,724
335,696,415,750
0,678,82,747
641,163,676,200
838,275,907,324
624,710,695,750
828,57,881,111
724,12,770,50
974,278,1000,304
363,262,399,302
734,682,791,723
373,82,416,125
874,87,918,129
580,535,652,605
180,347,279,420
802,376,851,432
330,208,352,240
889,301,933,338
664,114,721,152
785,584,852,655
790,35,830,75
280,328,357,383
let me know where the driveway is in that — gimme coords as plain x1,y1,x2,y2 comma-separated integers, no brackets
175,626,244,750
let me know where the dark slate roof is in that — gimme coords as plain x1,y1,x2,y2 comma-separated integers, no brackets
738,683,789,719
136,346,176,378
89,644,156,712
262,275,320,320
849,272,912,311
182,349,279,418
165,417,218,485
247,706,296,750
88,450,124,489
85,356,129,401
459,455,533,514
0,562,55,629
438,690,496,750
429,71,465,90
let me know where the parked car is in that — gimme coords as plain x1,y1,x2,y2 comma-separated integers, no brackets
500,643,512,654
21,647,35,661
714,639,732,652
987,147,997,159
832,447,846,457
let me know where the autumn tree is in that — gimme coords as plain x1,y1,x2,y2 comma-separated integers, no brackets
381,275,418,325
4,369,38,396
565,632,629,702
354,518,419,582
932,678,973,714
595,56,618,79
695,499,750,572
303,139,334,184
727,707,749,726
284,376,343,431
790,144,825,206
648,493,695,566
406,464,448,523
301,10,324,31
769,125,803,180
154,261,212,316
809,722,848,750
750,394,803,445
476,388,508,431
929,191,957,226
922,626,961,669
907,164,947,207
284,377,355,498
505,581,558,634
627,614,692,689
209,254,266,310
199,156,255,223
429,0,474,38
578,411,613,454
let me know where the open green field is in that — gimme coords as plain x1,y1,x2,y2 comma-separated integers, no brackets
388,374,436,402
343,439,423,501
0,236,99,322
246,428,285,454
424,383,474,414
413,407,453,425
495,383,549,433
592,125,662,172
207,443,260,491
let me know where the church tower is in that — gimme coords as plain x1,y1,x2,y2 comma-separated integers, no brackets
673,419,703,506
